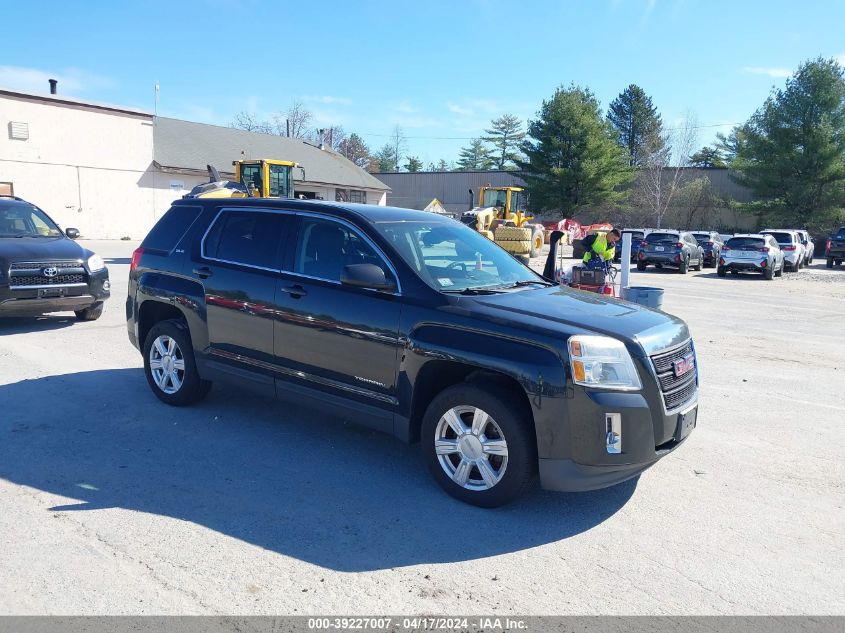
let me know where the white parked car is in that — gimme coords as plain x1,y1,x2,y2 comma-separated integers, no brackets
760,229,804,271
796,229,815,265
718,234,785,280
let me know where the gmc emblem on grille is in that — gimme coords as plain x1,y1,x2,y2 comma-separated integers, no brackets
42,267,59,278
673,354,695,377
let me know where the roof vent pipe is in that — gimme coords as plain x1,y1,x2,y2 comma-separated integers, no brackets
49,79,58,94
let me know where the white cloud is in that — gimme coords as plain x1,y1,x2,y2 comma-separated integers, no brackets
447,102,475,116
302,95,352,105
0,65,113,95
742,66,792,78
836,53,845,66
393,100,417,114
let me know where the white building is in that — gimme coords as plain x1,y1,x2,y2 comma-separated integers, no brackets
0,87,389,239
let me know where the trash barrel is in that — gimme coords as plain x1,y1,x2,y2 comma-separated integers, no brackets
623,286,664,310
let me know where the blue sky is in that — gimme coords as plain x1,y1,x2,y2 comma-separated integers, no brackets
2,0,844,166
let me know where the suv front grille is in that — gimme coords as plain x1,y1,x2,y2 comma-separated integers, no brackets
10,274,86,286
650,340,697,412
8,261,87,288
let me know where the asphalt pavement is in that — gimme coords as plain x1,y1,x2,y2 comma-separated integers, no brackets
0,240,843,615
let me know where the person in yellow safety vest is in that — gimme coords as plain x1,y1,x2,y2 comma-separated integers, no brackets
582,229,621,265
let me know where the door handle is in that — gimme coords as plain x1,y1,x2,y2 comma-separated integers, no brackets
193,267,213,279
280,284,307,298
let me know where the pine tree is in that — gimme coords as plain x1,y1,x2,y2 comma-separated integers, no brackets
689,146,726,168
607,85,664,166
732,57,845,227
517,84,634,214
456,139,494,170
483,114,525,169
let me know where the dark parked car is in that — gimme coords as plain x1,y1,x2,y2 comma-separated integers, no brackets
127,199,698,507
690,231,724,268
0,196,109,320
614,229,647,262
637,231,704,274
826,227,845,268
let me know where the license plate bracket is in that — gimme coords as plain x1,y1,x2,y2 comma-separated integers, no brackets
675,405,697,441
38,288,64,298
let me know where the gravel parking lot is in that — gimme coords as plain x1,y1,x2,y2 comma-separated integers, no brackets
1,240,843,615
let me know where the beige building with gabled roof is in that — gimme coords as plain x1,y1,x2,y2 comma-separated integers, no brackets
0,87,389,239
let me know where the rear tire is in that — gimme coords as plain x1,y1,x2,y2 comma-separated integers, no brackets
764,265,774,280
637,261,647,271
143,319,212,406
826,258,833,268
421,383,536,507
775,261,784,277
717,266,727,277
678,258,688,274
74,302,103,321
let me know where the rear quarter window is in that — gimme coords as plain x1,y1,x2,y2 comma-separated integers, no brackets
142,205,202,252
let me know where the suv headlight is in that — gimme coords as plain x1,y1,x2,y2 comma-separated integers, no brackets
87,254,105,272
568,335,642,391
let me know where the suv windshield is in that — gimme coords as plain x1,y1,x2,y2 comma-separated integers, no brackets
692,233,712,242
762,231,793,244
726,237,764,248
374,220,542,292
0,202,63,238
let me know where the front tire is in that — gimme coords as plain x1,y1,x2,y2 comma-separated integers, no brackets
143,319,211,406
74,302,103,321
421,383,536,507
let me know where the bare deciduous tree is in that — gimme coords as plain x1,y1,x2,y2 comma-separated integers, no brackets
231,111,273,134
638,113,699,228
277,100,313,139
389,126,408,170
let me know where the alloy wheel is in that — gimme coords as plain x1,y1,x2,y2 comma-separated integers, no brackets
149,335,185,394
434,405,508,491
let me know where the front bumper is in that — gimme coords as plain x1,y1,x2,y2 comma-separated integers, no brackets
538,385,697,492
0,268,109,316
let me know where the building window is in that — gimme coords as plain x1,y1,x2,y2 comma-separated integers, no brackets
335,188,349,202
350,190,366,204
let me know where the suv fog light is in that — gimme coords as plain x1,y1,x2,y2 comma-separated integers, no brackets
606,413,622,454
103,280,111,291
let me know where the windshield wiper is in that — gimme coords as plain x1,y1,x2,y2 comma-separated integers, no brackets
442,286,504,295
507,279,553,288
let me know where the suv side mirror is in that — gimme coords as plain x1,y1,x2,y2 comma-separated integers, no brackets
66,228,80,239
341,263,395,292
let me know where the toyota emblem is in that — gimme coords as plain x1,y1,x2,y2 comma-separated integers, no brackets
42,267,59,278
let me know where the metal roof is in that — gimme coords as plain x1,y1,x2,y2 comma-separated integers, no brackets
154,117,389,191
0,87,152,118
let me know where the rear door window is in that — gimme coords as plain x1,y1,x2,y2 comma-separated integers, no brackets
143,205,202,252
203,210,287,270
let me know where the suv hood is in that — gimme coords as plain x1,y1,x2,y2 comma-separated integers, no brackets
471,286,690,356
0,237,86,265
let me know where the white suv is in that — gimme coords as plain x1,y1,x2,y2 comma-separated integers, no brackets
760,229,804,271
718,234,785,280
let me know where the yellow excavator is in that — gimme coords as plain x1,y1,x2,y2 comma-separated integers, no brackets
184,159,303,199
460,185,545,262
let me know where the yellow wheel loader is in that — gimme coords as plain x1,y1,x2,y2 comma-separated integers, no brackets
460,186,545,262
184,160,303,199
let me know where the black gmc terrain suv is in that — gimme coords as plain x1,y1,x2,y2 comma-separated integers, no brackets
127,199,698,506
1,196,109,320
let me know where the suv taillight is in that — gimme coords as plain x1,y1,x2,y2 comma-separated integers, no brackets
130,247,144,273
759,246,770,252
828,239,833,253
783,245,796,251
675,242,684,248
